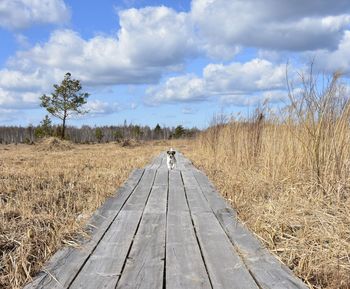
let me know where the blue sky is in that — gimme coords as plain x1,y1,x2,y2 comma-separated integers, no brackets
1,0,350,128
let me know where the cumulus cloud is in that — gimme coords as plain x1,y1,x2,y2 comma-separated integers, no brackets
0,87,39,109
2,1,350,111
84,100,121,116
147,59,287,104
0,68,55,109
203,59,285,92
146,74,206,103
118,7,197,67
0,6,198,109
7,7,196,86
191,0,350,55
0,69,51,92
0,0,70,29
310,31,350,74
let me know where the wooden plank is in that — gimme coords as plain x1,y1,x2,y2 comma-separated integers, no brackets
182,169,259,289
23,168,149,289
153,167,168,187
175,152,192,170
191,167,308,289
190,212,259,289
115,170,168,289
157,153,168,170
69,210,141,289
122,169,157,211
167,170,188,213
181,169,213,214
69,169,160,289
166,170,211,289
146,154,164,170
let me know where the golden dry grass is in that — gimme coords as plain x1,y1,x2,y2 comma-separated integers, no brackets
183,125,350,289
181,72,350,289
0,139,167,289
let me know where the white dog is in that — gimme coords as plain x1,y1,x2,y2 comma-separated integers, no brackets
166,149,176,170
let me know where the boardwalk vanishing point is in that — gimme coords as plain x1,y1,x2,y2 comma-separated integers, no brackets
24,152,308,289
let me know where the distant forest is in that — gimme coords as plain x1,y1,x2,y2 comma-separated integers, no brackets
0,121,199,144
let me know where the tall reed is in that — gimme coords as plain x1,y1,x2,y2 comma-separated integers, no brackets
186,71,350,288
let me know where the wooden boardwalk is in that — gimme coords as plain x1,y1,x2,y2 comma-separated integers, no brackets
24,152,307,289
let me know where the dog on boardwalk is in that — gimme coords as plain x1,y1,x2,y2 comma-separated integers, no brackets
166,149,176,170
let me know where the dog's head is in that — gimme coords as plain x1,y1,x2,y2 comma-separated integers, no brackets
167,149,176,159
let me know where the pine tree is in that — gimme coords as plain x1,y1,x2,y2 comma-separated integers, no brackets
34,115,53,138
154,123,162,139
174,125,185,138
40,73,89,139
95,127,104,143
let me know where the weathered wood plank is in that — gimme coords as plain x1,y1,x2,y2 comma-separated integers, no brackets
190,212,259,289
146,154,164,170
182,169,259,289
153,167,168,187
115,170,168,289
69,168,160,289
192,168,308,289
167,170,188,213
175,152,192,170
166,170,211,289
122,169,158,211
23,168,148,289
69,210,141,289
182,169,213,214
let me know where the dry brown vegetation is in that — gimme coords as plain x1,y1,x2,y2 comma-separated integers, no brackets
0,139,167,289
2,71,350,289
183,72,350,288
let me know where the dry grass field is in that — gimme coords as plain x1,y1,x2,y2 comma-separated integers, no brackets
1,131,349,289
2,74,350,289
182,74,350,289
184,131,350,289
0,139,168,289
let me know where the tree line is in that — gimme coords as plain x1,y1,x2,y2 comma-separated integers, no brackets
0,122,199,144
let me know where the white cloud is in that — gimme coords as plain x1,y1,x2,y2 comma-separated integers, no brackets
84,100,121,116
0,0,70,29
191,0,350,55
0,69,51,92
146,74,206,103
204,59,285,92
117,7,197,67
310,31,350,74
0,6,198,109
0,87,39,109
0,68,54,109
4,6,196,84
146,58,287,105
